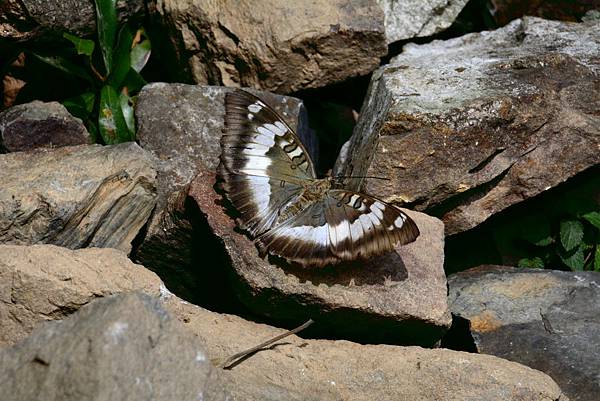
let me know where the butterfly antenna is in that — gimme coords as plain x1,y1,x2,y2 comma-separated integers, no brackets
334,175,391,181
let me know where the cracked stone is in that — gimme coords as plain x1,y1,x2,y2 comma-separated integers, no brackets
377,0,469,43
148,0,387,93
334,17,600,235
0,143,157,254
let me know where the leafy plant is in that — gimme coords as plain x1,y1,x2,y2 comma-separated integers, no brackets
516,211,600,271
28,0,151,144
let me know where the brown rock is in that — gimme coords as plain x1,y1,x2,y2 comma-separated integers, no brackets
134,83,314,301
0,100,91,153
0,143,156,254
335,17,600,235
0,244,568,401
487,0,600,26
188,168,451,346
448,265,600,401
0,244,163,346
149,0,387,93
167,297,567,401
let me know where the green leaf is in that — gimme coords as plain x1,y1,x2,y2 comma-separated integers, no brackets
99,85,130,144
122,69,147,93
108,24,134,88
95,0,118,74
583,211,600,230
29,52,93,83
63,92,96,119
594,247,600,272
560,219,584,252
63,32,95,57
518,257,545,269
130,37,151,72
560,245,585,271
119,91,135,138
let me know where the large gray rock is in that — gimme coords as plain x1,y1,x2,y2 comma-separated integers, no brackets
134,83,314,301
448,265,600,401
188,168,451,346
167,297,568,401
0,244,163,347
0,100,91,153
335,17,600,235
0,0,144,40
0,292,231,401
0,143,156,254
377,0,469,43
149,0,387,93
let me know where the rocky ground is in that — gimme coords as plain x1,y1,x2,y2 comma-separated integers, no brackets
1,1,599,400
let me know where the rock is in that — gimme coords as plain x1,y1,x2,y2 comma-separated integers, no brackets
0,244,163,347
187,168,451,346
134,83,314,302
377,0,469,43
0,244,567,401
148,0,386,93
0,0,144,40
0,143,156,254
0,100,91,153
448,265,600,401
167,296,567,401
335,17,600,235
486,0,600,27
0,292,231,401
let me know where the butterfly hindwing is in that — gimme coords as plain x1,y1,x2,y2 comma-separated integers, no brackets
324,190,419,262
256,190,419,267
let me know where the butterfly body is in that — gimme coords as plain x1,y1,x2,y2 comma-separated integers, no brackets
219,90,419,267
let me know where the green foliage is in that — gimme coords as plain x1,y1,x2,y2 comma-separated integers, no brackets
484,174,600,273
28,0,151,144
512,213,600,272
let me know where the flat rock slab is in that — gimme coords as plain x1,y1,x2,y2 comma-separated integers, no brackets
188,168,451,346
0,292,230,401
0,143,156,254
0,244,163,347
377,0,469,43
336,17,600,235
448,265,600,401
0,100,91,152
167,297,567,401
150,0,386,92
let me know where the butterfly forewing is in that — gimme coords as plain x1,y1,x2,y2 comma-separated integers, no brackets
220,90,316,236
221,90,316,182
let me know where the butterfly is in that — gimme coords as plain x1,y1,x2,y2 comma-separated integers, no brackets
218,89,419,267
